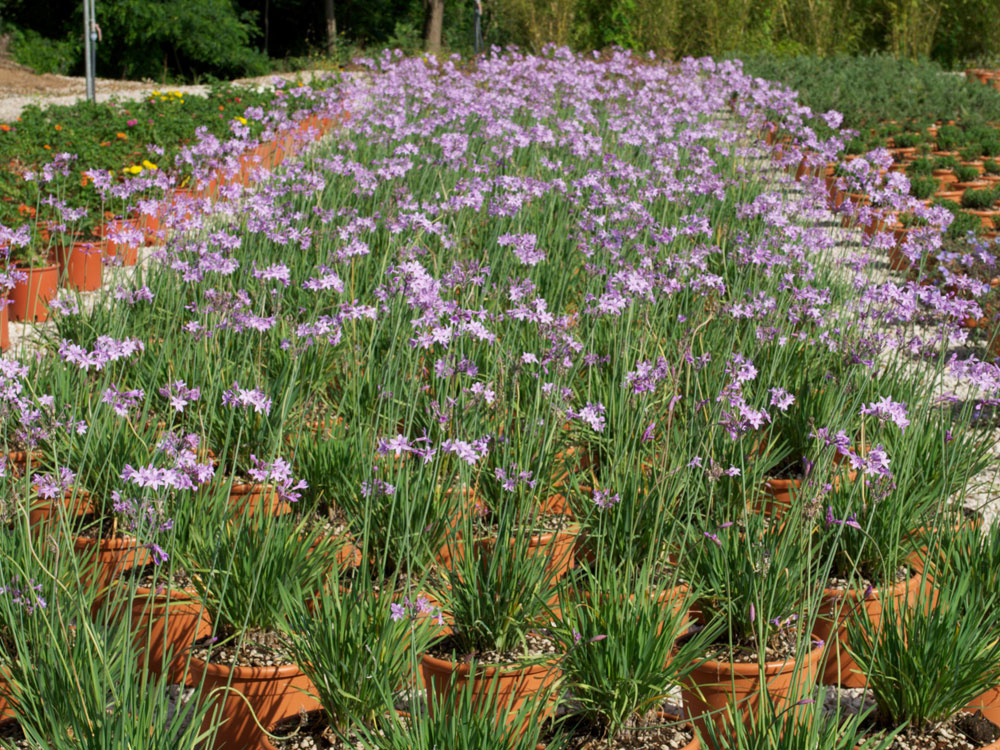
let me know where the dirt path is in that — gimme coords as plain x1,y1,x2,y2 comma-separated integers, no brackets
0,56,333,121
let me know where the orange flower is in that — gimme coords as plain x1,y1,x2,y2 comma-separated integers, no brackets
54,124,62,131
80,174,90,187
218,105,225,111
116,132,128,140
0,124,10,132
43,144,51,150
100,141,111,147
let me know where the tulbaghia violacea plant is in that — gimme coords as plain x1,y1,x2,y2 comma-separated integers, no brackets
554,563,721,741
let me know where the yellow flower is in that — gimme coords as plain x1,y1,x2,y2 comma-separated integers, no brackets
235,116,247,126
125,164,143,175
152,89,160,96
141,160,158,171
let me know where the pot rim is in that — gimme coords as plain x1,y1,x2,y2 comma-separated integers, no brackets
692,643,825,677
420,649,558,678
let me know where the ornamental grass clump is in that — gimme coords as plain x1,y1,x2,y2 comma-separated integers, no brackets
846,576,1000,736
353,677,563,750
183,508,345,655
280,576,440,740
679,509,821,661
552,563,720,745
433,516,562,662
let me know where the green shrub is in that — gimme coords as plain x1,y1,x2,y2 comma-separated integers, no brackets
984,159,1000,175
909,176,938,199
906,158,933,177
9,26,78,75
961,188,996,209
893,132,921,148
936,125,964,150
955,164,981,182
959,144,983,161
932,155,960,170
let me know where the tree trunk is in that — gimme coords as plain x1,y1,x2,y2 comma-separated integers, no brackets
423,0,444,54
324,0,337,55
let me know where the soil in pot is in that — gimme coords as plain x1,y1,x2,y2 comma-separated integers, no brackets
189,627,321,750
269,710,351,750
557,710,699,750
968,689,1000,729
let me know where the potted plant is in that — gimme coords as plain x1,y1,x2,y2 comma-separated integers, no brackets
962,188,1000,228
930,522,1000,726
812,386,991,688
846,575,1000,749
183,512,346,750
422,520,565,728
679,511,824,750
3,223,57,323
552,563,718,749
277,576,441,746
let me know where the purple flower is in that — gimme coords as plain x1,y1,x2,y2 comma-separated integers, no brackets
221,381,272,415
769,387,795,412
159,380,201,412
592,488,621,510
860,397,909,431
33,467,75,499
498,233,545,266
101,386,145,417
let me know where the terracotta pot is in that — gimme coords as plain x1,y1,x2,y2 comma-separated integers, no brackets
189,657,321,750
935,189,965,203
543,444,595,516
133,587,213,685
681,645,823,750
954,181,990,191
811,574,923,688
9,263,58,322
100,219,140,265
227,483,292,519
73,535,150,594
99,584,213,686
906,515,983,580
6,450,42,478
966,685,1000,728
0,297,8,351
0,666,12,724
136,211,162,246
27,491,93,537
56,241,103,292
966,209,1000,230
420,650,559,729
862,211,897,239
933,169,958,189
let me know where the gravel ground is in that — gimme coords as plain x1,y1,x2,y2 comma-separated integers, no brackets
0,56,337,122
